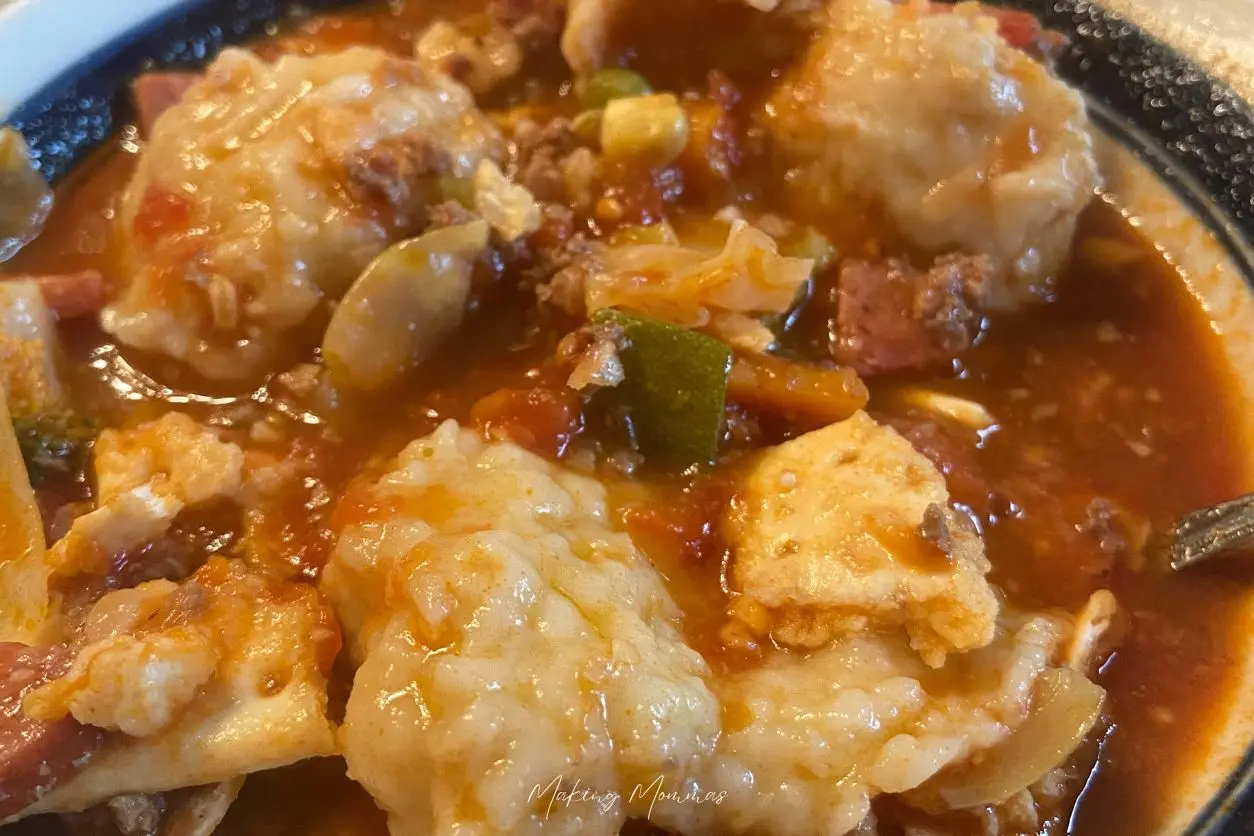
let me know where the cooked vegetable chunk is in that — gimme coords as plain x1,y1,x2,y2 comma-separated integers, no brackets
0,390,49,645
699,616,1090,836
922,666,1105,809
0,128,52,264
472,162,540,241
727,352,868,426
104,47,504,379
578,68,652,108
600,93,690,166
13,413,95,487
586,219,813,334
0,279,66,419
322,220,489,391
766,0,1099,305
592,309,732,468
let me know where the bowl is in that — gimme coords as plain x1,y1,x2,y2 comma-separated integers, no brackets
1,0,1253,832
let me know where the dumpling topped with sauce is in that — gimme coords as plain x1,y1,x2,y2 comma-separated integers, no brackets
726,410,999,667
103,46,504,380
322,420,1107,836
325,421,721,835
766,0,1099,307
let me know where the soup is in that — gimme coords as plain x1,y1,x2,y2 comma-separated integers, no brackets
0,1,1250,835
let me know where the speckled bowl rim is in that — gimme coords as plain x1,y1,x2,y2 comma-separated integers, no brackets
2,0,1254,833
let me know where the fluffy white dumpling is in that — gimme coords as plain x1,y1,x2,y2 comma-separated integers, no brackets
726,411,999,667
105,47,503,379
326,422,720,836
767,0,1099,307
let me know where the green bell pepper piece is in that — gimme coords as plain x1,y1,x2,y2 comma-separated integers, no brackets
592,309,731,469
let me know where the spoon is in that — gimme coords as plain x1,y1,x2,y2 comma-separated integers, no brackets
1161,494,1254,571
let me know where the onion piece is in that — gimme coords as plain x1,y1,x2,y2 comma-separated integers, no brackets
898,389,997,432
934,667,1105,809
322,220,489,391
0,128,53,263
0,385,51,644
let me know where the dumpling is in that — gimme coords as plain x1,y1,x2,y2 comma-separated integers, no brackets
323,420,1109,836
766,0,1099,307
11,559,339,819
104,46,504,379
0,412,246,646
49,413,245,587
726,411,999,667
325,421,720,836
702,616,1079,835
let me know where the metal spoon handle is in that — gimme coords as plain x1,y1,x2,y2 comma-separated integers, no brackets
1164,493,1254,571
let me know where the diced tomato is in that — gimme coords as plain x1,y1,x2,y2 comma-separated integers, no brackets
930,3,1049,52
622,477,733,564
470,387,585,458
133,184,193,242
596,161,670,229
30,270,104,320
989,7,1045,49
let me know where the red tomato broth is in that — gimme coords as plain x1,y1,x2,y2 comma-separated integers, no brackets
2,2,1252,835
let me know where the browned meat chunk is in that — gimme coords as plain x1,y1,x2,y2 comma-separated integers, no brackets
0,643,104,818
3,271,105,320
880,412,997,518
832,254,990,376
131,73,199,138
490,0,565,47
415,2,564,94
512,118,581,203
341,135,448,236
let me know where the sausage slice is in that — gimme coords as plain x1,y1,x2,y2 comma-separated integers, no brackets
0,643,105,819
